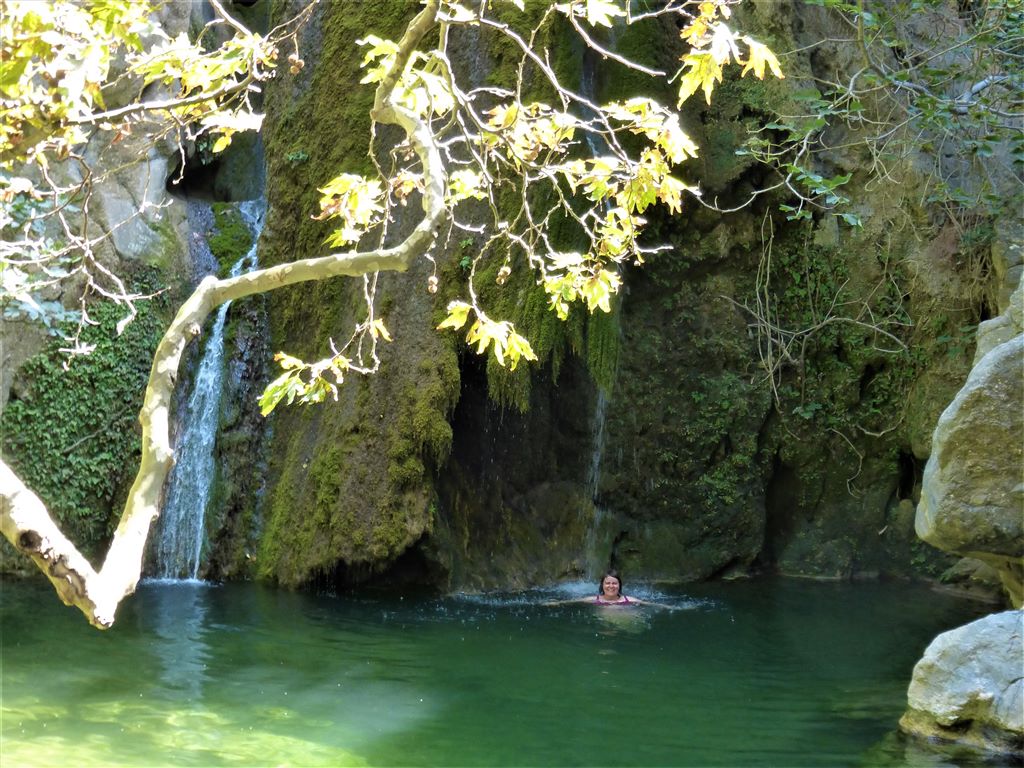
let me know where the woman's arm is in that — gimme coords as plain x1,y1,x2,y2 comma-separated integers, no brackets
627,596,677,610
543,596,595,606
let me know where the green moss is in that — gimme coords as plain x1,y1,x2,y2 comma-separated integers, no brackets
585,306,619,393
1,282,168,557
597,14,679,107
483,2,577,102
261,2,416,277
208,203,253,275
386,354,459,486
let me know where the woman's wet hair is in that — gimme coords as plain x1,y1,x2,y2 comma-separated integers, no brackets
599,569,622,596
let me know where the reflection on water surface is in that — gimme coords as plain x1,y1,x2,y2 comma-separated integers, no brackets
0,577,992,767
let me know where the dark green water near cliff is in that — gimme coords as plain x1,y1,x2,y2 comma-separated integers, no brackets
1,578,990,766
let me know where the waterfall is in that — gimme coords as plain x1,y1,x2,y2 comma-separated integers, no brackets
580,46,612,504
586,388,607,499
579,40,623,575
154,201,264,580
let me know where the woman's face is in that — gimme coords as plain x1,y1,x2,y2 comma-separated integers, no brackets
601,575,621,597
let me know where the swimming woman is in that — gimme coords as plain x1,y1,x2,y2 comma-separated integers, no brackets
549,569,674,608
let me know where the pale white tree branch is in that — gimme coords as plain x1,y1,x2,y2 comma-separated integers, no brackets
0,0,445,629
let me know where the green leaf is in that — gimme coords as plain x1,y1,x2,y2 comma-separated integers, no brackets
259,371,295,416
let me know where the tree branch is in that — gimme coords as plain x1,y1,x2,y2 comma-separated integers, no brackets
0,0,445,629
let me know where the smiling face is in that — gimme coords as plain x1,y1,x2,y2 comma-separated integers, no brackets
601,575,621,598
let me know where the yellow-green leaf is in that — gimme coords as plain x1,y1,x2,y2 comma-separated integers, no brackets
210,134,232,153
584,0,624,28
677,52,723,106
274,351,305,370
371,318,392,341
741,36,784,80
448,169,488,202
505,330,537,370
437,300,473,331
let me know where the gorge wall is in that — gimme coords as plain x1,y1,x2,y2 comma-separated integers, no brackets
0,0,1008,596
244,0,1003,592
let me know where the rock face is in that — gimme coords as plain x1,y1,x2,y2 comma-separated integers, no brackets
904,223,1022,757
916,333,1024,603
248,0,1008,589
900,610,1024,756
916,278,1024,606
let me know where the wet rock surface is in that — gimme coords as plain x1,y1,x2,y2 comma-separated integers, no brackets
900,609,1024,757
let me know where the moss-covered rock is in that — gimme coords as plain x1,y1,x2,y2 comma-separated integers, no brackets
207,203,254,276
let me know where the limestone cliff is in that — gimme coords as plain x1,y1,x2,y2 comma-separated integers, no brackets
897,183,1022,759
249,0,1006,590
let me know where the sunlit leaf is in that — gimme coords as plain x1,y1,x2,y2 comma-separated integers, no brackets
583,0,625,27
274,352,305,370
370,318,392,341
505,330,537,370
676,52,724,106
448,169,488,202
741,37,784,80
437,300,473,331
443,2,477,22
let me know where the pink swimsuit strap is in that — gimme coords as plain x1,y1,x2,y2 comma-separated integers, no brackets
594,595,631,605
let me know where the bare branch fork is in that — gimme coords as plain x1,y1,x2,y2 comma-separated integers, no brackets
0,0,445,629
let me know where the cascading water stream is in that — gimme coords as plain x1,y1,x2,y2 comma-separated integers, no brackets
579,44,622,575
580,48,611,504
154,201,264,580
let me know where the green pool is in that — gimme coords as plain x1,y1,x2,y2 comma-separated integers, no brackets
0,577,991,766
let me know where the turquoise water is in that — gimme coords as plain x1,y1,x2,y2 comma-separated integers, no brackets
0,577,991,766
